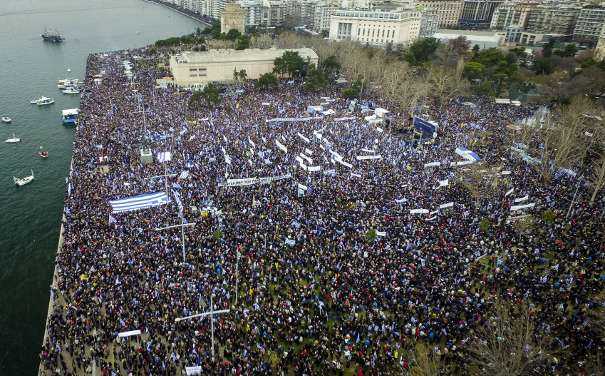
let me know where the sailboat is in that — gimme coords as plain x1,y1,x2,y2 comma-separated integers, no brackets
14,170,34,186
5,133,20,143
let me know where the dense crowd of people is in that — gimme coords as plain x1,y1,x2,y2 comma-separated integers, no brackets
39,47,604,375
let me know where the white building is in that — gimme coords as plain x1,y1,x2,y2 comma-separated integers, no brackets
434,29,504,49
314,0,340,32
169,48,319,87
328,9,421,46
574,6,605,43
416,0,465,29
489,1,538,31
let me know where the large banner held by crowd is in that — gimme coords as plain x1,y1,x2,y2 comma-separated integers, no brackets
219,174,292,187
109,192,170,214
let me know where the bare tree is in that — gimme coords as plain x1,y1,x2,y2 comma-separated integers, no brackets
465,300,551,376
589,152,605,204
410,342,446,376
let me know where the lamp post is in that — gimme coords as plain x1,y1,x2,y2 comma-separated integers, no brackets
175,294,230,362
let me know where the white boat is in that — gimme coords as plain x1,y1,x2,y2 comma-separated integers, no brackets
57,79,80,89
2,116,11,123
67,68,71,72
31,96,55,106
5,133,20,143
14,170,34,186
38,97,55,106
62,87,80,95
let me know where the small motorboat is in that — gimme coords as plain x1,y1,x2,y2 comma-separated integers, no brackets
5,133,20,143
38,97,55,106
1,116,11,123
31,96,55,106
14,170,34,186
67,68,71,72
62,87,80,95
38,146,49,159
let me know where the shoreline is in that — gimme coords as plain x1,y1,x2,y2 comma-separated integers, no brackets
38,213,66,376
143,0,213,27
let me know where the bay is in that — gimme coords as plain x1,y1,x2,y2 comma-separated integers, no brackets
0,0,202,373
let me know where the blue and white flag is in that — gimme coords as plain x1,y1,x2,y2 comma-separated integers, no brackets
172,189,184,219
109,192,170,214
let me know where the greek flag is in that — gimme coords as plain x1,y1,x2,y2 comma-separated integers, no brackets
109,192,170,214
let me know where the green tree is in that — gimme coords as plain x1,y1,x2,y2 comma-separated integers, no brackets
303,64,327,91
273,50,306,78
404,38,440,66
463,62,486,81
238,69,247,81
235,35,250,50
319,55,340,78
342,79,362,99
256,72,278,90
543,39,555,58
534,58,554,75
226,29,242,41
448,36,471,56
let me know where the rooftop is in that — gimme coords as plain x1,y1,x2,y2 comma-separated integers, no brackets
172,48,318,64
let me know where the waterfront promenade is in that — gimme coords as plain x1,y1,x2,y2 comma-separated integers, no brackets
37,44,604,375
144,0,213,27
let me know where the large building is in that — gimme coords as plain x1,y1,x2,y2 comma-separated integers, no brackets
328,8,421,46
239,0,289,27
490,1,538,30
525,0,582,36
419,8,440,37
221,3,247,33
169,48,319,86
313,0,340,32
416,0,464,29
460,0,503,29
573,5,605,44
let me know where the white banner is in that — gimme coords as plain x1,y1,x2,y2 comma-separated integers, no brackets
424,162,441,168
267,116,322,123
117,329,141,338
275,140,288,153
410,209,429,214
334,116,356,122
336,159,353,169
297,132,310,143
219,174,292,187
356,155,382,161
299,153,313,164
439,202,454,209
510,203,535,211
308,165,321,172
185,366,202,375
505,188,514,197
513,195,529,203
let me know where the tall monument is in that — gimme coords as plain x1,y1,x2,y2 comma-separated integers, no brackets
221,3,247,34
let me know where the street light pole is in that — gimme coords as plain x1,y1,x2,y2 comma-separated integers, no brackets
154,222,196,263
174,295,230,363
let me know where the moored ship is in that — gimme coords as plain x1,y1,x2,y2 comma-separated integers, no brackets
41,28,64,43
